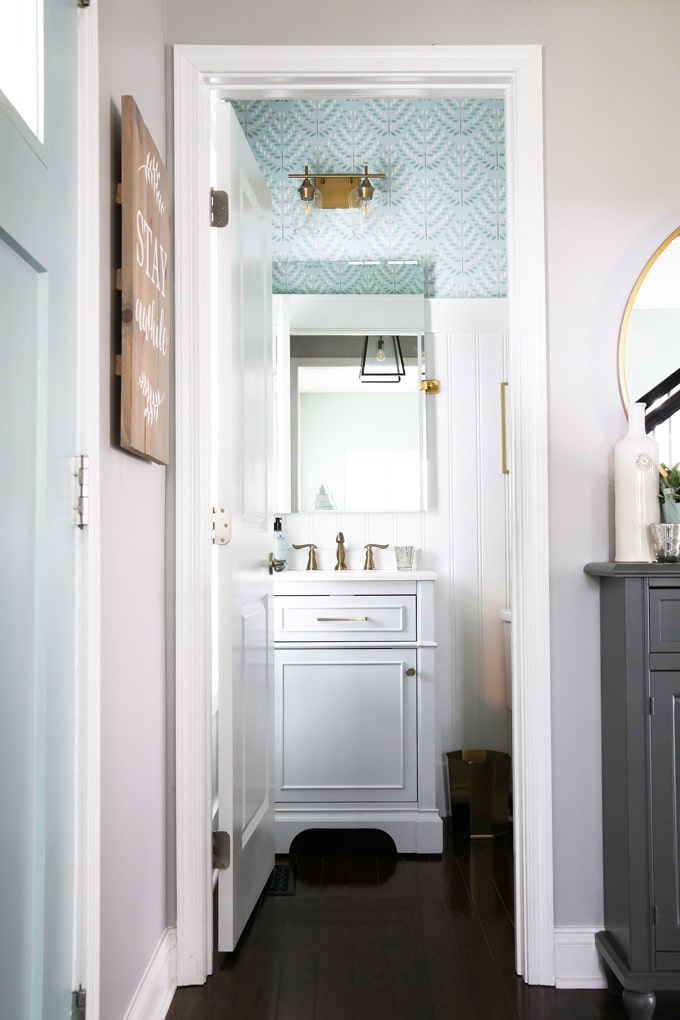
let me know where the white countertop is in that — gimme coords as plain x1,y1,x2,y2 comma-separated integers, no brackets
274,569,437,584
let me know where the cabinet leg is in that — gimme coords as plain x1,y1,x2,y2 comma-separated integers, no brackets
600,959,622,997
621,990,656,1020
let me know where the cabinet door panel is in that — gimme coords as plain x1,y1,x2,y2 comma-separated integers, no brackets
649,590,680,654
650,671,680,955
275,648,417,802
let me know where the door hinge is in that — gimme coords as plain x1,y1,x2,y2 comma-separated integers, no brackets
71,986,86,1020
77,0,90,7
210,189,229,228
419,379,440,395
75,455,89,529
650,696,655,715
212,507,230,545
213,830,230,870
653,904,659,926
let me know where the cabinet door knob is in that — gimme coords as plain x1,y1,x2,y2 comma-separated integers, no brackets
405,667,416,676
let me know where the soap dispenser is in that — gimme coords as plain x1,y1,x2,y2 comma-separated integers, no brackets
273,517,288,570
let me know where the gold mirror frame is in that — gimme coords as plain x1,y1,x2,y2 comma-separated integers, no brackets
618,225,680,412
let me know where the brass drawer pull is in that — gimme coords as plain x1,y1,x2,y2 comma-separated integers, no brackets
316,616,369,622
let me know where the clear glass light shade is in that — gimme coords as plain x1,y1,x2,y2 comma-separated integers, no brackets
348,187,371,216
359,336,406,383
302,188,323,216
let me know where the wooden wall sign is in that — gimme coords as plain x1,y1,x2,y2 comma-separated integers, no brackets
119,95,171,464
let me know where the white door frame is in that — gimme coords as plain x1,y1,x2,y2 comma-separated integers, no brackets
173,43,554,987
74,1,101,1016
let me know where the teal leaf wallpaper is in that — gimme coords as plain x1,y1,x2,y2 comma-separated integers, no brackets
232,98,506,299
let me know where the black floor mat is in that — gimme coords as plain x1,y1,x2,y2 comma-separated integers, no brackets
264,862,296,896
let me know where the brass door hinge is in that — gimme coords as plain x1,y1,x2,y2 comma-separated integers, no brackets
212,507,230,545
213,830,230,869
419,379,440,395
210,189,229,228
71,986,86,1020
75,456,89,529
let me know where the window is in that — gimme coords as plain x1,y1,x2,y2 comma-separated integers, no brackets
0,0,44,141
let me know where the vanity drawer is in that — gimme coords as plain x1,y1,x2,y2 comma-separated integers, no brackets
275,595,416,643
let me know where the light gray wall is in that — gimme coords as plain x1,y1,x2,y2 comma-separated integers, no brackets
166,0,680,930
98,1,169,1016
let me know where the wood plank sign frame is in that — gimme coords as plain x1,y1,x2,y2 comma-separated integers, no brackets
119,95,171,463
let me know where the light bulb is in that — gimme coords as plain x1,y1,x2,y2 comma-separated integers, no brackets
300,184,322,217
376,339,386,362
358,167,374,216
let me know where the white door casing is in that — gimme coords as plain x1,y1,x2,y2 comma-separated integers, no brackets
73,1,102,1016
173,44,553,986
211,100,275,951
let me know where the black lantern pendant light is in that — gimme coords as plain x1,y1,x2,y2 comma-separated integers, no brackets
359,335,406,383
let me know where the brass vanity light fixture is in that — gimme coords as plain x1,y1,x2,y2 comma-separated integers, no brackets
359,335,405,383
289,165,385,215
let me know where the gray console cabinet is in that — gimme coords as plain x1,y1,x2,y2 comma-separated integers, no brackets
585,563,680,1020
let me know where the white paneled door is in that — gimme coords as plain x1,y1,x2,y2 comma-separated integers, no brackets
0,0,79,1017
211,101,275,951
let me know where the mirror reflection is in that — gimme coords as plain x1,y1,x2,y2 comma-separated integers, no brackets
619,227,680,462
274,294,426,513
291,334,423,512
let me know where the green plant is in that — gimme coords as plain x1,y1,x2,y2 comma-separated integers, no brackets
660,462,680,501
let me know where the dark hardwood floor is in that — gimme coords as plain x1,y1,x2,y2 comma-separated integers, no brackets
166,824,679,1019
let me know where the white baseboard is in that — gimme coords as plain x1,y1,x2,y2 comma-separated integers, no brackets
554,927,606,989
123,927,178,1020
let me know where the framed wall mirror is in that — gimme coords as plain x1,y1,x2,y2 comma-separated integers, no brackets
274,294,427,513
618,226,680,463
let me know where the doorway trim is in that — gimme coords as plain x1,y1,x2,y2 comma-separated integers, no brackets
74,2,102,1017
173,43,553,987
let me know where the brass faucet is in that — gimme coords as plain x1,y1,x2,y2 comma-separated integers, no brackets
335,532,347,570
292,543,318,570
363,543,389,570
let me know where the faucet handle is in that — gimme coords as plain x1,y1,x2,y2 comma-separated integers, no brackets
363,543,389,571
335,532,347,571
292,543,318,571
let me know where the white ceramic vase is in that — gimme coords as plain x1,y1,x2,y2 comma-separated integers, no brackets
614,402,660,562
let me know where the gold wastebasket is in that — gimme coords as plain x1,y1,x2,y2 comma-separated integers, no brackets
446,749,511,838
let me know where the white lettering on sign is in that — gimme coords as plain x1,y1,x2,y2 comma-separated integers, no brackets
135,209,168,298
121,96,172,461
138,371,166,425
138,151,166,214
134,296,168,356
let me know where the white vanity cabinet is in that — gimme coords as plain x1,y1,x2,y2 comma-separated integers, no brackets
273,572,442,854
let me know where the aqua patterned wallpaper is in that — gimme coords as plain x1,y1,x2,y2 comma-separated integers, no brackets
232,98,506,299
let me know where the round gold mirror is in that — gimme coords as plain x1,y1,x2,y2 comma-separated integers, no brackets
618,226,680,420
